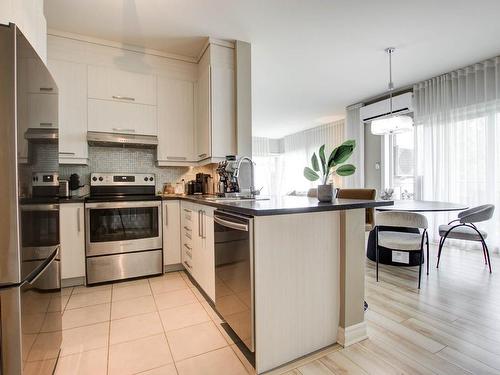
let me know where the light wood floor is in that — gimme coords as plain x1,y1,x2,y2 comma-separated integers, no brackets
275,244,500,375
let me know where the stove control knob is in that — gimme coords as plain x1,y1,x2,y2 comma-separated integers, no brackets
149,177,154,181
98,177,103,182
92,176,97,182
144,177,148,181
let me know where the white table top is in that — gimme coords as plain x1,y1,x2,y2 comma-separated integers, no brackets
376,200,468,212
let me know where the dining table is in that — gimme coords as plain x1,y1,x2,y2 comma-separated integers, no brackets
366,200,469,266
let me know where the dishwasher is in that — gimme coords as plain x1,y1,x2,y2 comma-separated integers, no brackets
213,210,254,352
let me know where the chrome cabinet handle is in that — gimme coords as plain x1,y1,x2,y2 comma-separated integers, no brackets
112,128,136,133
201,210,206,239
184,226,191,232
198,153,207,158
40,122,54,127
183,208,191,213
59,152,75,155
164,204,167,226
184,243,192,250
77,207,81,232
166,156,187,160
183,260,192,269
112,95,135,101
198,210,202,237
39,87,54,92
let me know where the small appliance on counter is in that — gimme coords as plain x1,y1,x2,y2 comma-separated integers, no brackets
196,173,214,195
59,179,70,198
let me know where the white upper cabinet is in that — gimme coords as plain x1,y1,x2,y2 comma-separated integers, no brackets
157,77,196,164
27,58,58,93
88,99,157,136
196,65,211,160
196,44,237,162
88,65,157,106
48,59,88,164
27,93,58,129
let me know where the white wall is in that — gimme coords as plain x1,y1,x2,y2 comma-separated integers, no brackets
0,0,47,62
363,124,382,194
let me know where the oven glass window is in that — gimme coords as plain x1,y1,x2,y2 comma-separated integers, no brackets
89,207,159,243
21,209,60,248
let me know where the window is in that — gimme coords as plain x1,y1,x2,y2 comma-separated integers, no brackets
383,129,415,200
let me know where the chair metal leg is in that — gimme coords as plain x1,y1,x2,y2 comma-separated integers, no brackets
375,228,379,282
481,241,488,265
418,250,423,289
484,241,492,274
426,232,430,275
437,237,444,268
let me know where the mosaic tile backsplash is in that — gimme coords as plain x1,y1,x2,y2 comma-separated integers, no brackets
59,146,216,193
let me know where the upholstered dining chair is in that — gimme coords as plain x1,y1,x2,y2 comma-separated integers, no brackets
337,189,377,232
375,211,429,289
437,204,495,273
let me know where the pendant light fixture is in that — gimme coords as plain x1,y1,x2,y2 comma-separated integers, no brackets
371,47,413,135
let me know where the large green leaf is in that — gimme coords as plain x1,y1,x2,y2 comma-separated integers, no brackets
342,139,356,147
327,146,339,168
311,152,320,172
332,144,354,164
318,145,326,175
303,167,320,181
336,164,356,176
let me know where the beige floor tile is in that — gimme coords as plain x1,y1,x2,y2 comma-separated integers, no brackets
150,276,188,295
24,358,58,375
230,344,255,374
190,287,206,302
159,303,210,332
111,295,157,320
154,289,198,311
55,347,108,375
176,346,248,375
23,333,37,361
112,283,152,302
61,287,73,296
66,290,111,310
166,321,227,361
28,331,62,361
61,322,109,357
113,278,149,289
72,284,111,295
45,303,110,331
108,334,173,375
110,311,163,345
137,363,178,374
201,302,223,324
48,294,70,312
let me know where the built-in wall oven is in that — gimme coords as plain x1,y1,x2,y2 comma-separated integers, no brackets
85,173,163,284
214,210,254,352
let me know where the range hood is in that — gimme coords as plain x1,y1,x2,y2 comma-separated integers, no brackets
87,131,158,148
24,128,58,143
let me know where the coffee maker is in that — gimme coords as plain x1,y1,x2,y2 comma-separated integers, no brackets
195,173,213,195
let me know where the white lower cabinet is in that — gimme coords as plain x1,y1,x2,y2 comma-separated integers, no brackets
162,200,181,266
181,202,195,273
60,203,85,281
191,203,216,301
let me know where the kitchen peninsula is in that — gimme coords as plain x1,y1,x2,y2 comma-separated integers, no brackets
162,195,393,373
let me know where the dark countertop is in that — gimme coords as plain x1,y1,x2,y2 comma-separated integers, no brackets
160,194,393,216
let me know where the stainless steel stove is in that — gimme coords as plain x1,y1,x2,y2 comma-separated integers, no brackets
85,173,163,285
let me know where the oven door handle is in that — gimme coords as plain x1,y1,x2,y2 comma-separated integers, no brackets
85,201,161,209
213,216,249,232
21,204,59,211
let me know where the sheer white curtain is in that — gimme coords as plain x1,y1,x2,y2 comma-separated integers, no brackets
413,57,500,252
252,120,345,197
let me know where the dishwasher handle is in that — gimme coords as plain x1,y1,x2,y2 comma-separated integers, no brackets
213,215,249,232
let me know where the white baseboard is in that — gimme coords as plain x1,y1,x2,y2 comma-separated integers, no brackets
337,321,368,347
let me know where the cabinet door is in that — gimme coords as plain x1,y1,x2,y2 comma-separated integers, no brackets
163,200,181,266
88,65,156,105
60,204,85,280
181,202,194,274
48,59,88,164
27,93,58,128
157,78,195,162
211,65,236,158
201,207,215,301
196,66,211,160
88,99,157,135
27,58,58,94
191,204,204,284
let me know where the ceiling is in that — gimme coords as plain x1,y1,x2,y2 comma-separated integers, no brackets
44,0,500,138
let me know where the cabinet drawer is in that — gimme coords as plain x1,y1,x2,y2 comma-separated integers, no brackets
88,65,156,105
88,99,157,136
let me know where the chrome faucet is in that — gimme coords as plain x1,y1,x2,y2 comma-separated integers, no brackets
233,156,260,197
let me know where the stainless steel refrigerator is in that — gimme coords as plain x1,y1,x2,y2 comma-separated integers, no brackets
0,23,62,374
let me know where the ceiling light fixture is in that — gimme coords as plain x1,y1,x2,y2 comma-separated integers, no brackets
371,47,413,135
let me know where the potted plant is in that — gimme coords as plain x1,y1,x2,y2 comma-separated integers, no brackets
303,140,356,202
